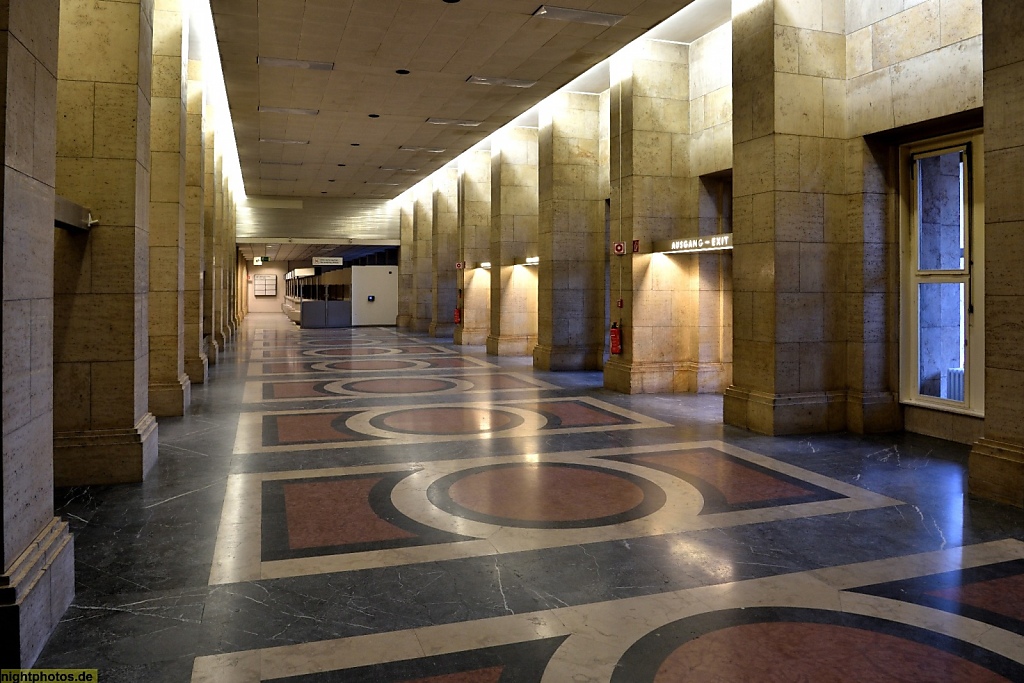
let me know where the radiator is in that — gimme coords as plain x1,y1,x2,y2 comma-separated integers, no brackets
946,367,965,401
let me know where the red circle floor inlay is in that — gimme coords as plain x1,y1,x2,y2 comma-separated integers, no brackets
653,622,1012,682
327,360,416,371
319,347,390,356
345,378,455,394
380,407,516,435
448,464,646,523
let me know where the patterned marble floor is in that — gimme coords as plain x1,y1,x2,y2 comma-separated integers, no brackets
38,314,1024,682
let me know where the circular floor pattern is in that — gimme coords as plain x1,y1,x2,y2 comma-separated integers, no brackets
325,359,419,371
338,378,459,395
427,462,667,529
314,347,392,356
612,607,1024,682
372,406,524,435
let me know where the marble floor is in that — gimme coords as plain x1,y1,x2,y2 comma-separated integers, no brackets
37,313,1024,681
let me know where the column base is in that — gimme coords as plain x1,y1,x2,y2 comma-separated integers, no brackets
429,322,456,338
846,391,902,434
724,386,847,435
486,334,536,357
149,374,192,417
410,317,431,334
533,343,603,371
53,413,159,486
969,438,1024,508
0,518,75,667
455,326,487,346
396,314,412,330
603,358,682,394
214,329,227,349
186,353,209,384
205,335,219,365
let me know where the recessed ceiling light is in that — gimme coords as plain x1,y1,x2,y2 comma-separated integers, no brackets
351,143,360,146
467,75,537,88
443,0,460,3
368,114,380,118
257,56,334,71
260,161,303,166
321,191,327,194
533,5,624,26
260,138,309,144
258,106,319,116
400,146,447,153
328,179,336,182
396,69,410,75
366,182,400,186
380,167,419,172
426,117,482,127
337,163,346,167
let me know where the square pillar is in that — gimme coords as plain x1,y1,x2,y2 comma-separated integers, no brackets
430,166,458,338
723,0,848,434
184,60,207,382
535,92,606,371
211,149,227,348
603,39,692,393
456,150,490,345
969,0,1024,508
201,104,218,362
411,182,432,333
396,195,414,329
148,0,190,415
487,127,538,357
54,0,159,484
1,0,75,666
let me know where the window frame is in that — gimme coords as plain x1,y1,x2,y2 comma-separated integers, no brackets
898,131,985,417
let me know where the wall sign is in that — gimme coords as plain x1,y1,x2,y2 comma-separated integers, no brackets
653,233,733,254
253,274,277,297
312,257,344,266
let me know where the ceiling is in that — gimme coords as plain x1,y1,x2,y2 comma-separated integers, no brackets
210,0,712,202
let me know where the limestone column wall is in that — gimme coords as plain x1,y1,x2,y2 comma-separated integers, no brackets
1,0,75,666
688,25,734,394
487,127,538,357
148,0,189,416
396,195,414,329
54,0,159,484
603,39,691,393
430,166,458,337
227,190,238,333
411,182,432,333
201,104,218,362
212,151,227,347
184,61,207,382
723,0,848,434
969,0,1024,508
535,92,605,371
456,150,490,345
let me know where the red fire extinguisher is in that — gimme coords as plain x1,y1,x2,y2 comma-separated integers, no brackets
454,307,461,325
610,322,622,355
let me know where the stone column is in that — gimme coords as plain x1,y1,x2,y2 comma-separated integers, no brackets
603,39,691,393
430,165,458,338
969,0,1024,508
396,195,414,329
184,61,207,382
723,0,848,434
692,177,734,393
226,190,238,334
535,92,605,370
54,0,159,484
1,0,75,666
411,182,432,333
148,0,190,416
487,127,538,356
201,104,218,363
212,151,227,348
456,150,490,345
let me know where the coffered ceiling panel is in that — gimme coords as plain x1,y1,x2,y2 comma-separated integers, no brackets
211,0,700,201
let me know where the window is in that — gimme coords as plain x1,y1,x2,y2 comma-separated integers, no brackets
899,132,984,415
